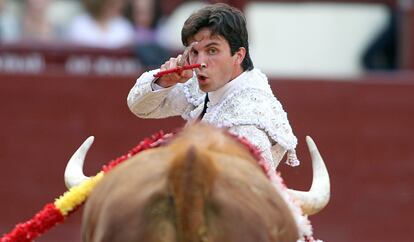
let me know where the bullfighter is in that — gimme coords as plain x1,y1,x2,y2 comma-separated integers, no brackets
127,3,299,172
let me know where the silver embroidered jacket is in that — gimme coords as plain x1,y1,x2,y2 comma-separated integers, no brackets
127,68,299,170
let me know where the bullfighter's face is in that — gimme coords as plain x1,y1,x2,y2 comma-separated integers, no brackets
187,28,246,92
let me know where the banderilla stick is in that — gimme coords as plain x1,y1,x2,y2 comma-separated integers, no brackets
153,63,206,78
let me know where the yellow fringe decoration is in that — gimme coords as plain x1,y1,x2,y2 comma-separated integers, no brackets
54,171,105,216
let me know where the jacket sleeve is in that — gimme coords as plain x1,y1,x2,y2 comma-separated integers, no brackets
127,69,194,119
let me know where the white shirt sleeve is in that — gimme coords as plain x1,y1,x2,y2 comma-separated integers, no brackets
127,69,192,119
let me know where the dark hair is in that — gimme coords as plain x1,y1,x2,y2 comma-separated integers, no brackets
181,3,253,71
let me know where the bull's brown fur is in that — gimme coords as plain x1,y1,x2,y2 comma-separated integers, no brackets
168,146,217,242
82,123,299,242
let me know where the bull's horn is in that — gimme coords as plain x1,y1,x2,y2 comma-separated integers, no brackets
287,136,330,215
64,136,94,189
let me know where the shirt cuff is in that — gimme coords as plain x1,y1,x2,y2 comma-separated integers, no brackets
150,78,176,92
151,78,163,91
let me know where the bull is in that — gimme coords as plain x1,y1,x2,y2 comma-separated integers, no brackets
65,124,330,242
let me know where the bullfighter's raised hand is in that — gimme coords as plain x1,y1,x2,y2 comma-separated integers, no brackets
155,42,198,88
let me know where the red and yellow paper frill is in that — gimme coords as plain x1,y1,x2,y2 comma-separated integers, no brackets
1,129,321,242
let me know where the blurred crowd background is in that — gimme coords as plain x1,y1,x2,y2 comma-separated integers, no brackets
0,0,410,77
1,1,413,241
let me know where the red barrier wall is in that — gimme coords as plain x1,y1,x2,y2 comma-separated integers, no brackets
1,71,413,241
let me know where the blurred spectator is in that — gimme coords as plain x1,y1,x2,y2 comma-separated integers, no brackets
67,0,134,48
21,0,55,42
130,0,170,67
131,0,163,44
362,9,398,70
0,0,4,39
0,0,3,18
0,0,20,42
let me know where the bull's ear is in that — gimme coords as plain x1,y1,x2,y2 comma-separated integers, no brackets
287,136,330,215
64,136,94,189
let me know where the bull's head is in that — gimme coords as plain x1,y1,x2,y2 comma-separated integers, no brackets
64,124,330,241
